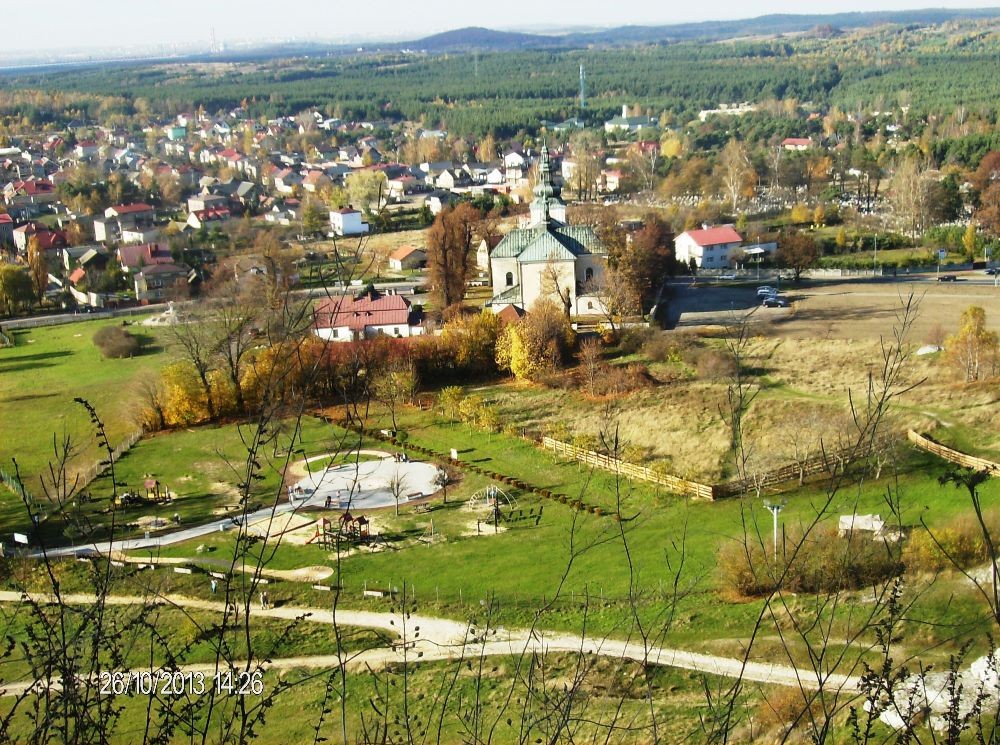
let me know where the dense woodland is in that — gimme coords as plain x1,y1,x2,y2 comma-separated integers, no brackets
4,22,1000,140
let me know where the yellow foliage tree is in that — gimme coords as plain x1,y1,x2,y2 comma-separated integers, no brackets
944,306,999,382
790,203,811,225
160,362,211,426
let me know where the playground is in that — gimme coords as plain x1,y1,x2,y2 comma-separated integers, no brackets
289,450,441,511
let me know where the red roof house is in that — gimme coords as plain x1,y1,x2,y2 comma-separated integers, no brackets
313,290,424,342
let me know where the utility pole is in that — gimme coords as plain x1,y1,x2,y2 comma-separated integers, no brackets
763,501,786,563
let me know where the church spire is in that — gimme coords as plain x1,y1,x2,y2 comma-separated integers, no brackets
532,142,554,224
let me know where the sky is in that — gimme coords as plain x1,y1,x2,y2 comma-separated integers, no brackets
4,0,1000,54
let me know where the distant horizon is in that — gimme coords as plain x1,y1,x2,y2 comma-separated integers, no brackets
1,2,999,60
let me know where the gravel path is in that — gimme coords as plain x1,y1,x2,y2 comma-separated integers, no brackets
0,591,861,696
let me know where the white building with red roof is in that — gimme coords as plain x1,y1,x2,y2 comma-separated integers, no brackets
674,225,743,269
313,289,424,342
781,137,814,151
329,207,369,236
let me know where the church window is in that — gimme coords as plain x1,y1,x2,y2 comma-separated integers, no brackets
585,267,594,282
505,271,513,287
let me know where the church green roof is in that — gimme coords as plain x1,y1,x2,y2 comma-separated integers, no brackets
491,224,605,262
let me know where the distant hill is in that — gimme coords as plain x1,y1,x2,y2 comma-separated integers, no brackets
406,27,556,51
396,8,1000,52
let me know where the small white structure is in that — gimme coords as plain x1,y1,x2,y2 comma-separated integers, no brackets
329,207,369,236
674,225,743,269
838,513,885,537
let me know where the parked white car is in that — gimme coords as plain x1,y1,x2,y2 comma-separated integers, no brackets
756,286,778,297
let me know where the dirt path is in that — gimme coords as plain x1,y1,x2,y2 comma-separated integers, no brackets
109,554,334,583
0,591,860,696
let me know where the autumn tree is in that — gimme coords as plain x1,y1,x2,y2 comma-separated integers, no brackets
496,297,575,380
0,264,33,315
426,202,479,309
624,142,659,192
971,150,1000,194
577,337,604,396
168,319,219,420
717,139,754,214
373,357,418,432
439,309,501,377
775,231,820,281
963,223,981,260
206,278,260,414
890,155,935,237
301,197,328,236
945,306,999,382
345,170,387,211
26,235,48,303
975,182,1000,237
568,129,602,200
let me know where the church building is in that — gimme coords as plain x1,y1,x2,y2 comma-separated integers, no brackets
487,148,608,316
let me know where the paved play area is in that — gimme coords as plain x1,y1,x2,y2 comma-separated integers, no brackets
290,451,441,510
39,450,442,557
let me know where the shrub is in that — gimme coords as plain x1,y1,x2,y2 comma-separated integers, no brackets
718,526,903,598
617,327,654,355
693,349,737,380
642,332,697,364
93,326,140,359
902,514,1000,573
594,363,652,396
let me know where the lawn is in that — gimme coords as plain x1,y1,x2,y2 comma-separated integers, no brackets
123,402,1000,663
0,316,171,487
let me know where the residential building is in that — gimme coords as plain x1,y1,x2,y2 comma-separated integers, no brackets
330,207,369,236
388,246,426,271
604,105,658,135
134,263,191,303
313,289,425,342
674,225,743,269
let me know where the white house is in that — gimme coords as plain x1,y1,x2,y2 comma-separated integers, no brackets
674,226,744,269
487,148,607,316
329,208,369,236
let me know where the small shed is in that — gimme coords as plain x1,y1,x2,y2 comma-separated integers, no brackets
388,245,426,271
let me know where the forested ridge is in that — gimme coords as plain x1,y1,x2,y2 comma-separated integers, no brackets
4,20,1000,137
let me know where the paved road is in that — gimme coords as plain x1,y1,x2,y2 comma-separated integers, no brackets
0,591,861,696
37,494,322,558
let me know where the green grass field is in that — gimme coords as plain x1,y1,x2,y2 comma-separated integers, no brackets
0,318,171,485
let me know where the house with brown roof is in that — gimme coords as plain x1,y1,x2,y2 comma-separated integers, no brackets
118,242,173,272
313,289,424,342
134,263,191,303
388,246,426,271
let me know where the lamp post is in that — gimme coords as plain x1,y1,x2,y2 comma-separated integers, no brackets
763,500,786,563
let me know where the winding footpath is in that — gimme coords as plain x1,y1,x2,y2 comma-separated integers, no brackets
0,590,861,697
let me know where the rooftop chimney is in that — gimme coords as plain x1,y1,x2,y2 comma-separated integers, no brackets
622,104,628,118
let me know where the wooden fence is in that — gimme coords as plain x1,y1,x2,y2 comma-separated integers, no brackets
907,430,1000,473
542,437,880,500
543,437,718,499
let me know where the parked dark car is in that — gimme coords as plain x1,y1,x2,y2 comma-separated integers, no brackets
761,296,790,308
937,274,958,282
